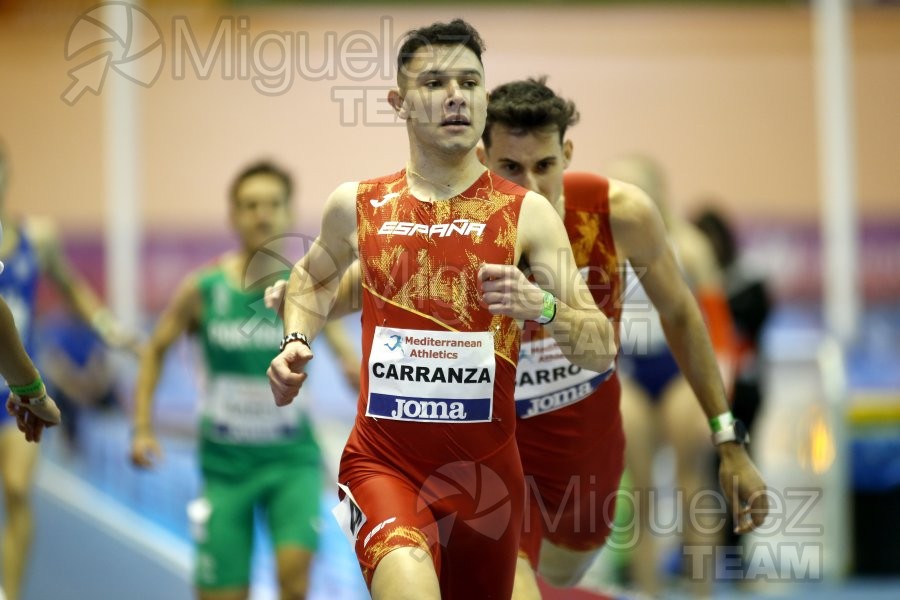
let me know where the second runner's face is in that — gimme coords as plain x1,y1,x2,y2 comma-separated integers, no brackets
483,124,571,206
397,45,487,155
231,173,291,250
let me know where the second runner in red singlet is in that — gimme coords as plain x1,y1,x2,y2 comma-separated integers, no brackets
516,171,626,567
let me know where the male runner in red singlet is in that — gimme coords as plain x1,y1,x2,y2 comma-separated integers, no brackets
478,78,769,598
268,21,617,600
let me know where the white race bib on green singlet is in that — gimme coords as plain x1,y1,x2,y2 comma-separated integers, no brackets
204,374,303,442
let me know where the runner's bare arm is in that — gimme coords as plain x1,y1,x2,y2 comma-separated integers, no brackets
329,260,362,320
321,320,361,391
611,181,730,421
130,273,201,467
30,218,139,352
612,180,768,532
270,182,358,406
281,182,359,339
0,296,42,387
263,260,361,321
1,295,61,441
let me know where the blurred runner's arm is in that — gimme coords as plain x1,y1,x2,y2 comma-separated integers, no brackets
130,274,201,468
29,218,140,353
0,296,41,387
1,295,61,441
321,321,361,392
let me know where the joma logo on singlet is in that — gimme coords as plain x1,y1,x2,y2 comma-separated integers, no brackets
518,381,595,419
391,398,468,420
377,219,486,238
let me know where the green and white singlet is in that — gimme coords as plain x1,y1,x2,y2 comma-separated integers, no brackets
195,266,320,476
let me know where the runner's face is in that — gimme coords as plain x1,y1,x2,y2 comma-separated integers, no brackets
483,124,570,205
230,174,291,249
397,45,487,155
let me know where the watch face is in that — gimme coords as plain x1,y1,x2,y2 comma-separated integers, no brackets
734,419,750,445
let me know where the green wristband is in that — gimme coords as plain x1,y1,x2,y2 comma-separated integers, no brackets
535,291,558,325
9,377,44,397
709,411,735,434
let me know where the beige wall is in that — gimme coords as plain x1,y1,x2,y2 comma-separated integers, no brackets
1,3,898,235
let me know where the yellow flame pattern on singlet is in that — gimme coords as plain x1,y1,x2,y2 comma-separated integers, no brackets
357,171,523,365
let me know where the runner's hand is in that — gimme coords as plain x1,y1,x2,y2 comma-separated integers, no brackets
130,429,163,469
6,391,61,443
479,263,545,321
718,443,769,533
268,343,313,407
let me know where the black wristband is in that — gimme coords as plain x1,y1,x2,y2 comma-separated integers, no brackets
280,332,311,352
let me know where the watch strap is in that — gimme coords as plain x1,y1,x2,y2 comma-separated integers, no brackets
280,332,311,352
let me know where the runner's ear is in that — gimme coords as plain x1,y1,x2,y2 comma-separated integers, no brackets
563,139,574,168
388,89,408,120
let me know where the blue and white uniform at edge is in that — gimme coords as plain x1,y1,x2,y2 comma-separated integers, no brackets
618,262,682,401
0,221,41,426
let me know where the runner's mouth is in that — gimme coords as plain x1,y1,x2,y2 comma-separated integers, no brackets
441,116,470,126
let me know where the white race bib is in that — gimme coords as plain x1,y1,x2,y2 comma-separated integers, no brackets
366,326,495,423
515,337,614,419
204,374,303,442
332,483,367,544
